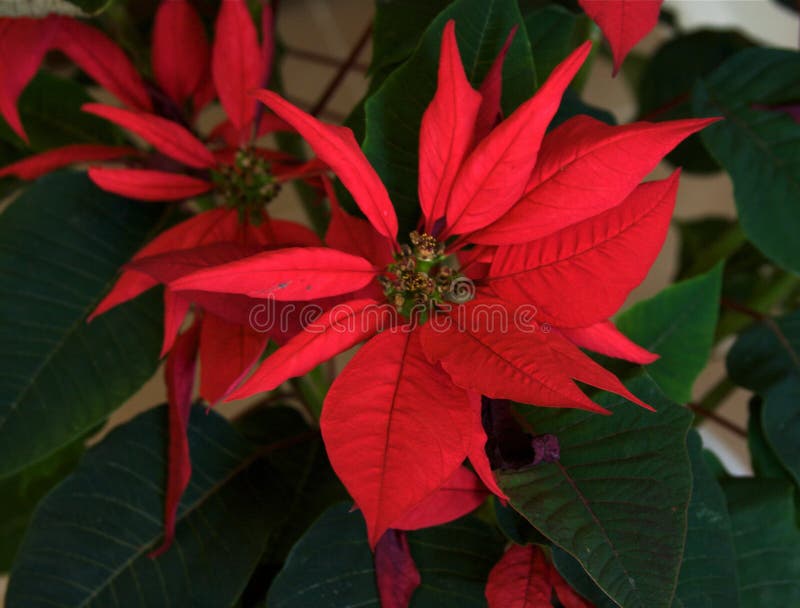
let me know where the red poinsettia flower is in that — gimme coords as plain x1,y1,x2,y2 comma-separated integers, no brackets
166,21,717,548
0,0,323,202
486,544,591,607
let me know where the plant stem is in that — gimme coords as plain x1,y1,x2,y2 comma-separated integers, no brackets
687,402,746,438
682,223,746,279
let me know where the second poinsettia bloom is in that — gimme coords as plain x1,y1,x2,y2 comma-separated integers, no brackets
168,21,717,546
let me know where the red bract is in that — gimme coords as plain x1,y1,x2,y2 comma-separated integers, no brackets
578,0,664,74
0,0,320,203
167,21,716,547
485,544,592,608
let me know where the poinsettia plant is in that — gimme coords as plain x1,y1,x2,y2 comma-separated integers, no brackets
1,0,799,607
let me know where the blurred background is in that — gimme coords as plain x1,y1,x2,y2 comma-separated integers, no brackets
1,0,798,602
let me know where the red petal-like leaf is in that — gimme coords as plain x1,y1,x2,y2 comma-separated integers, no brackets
212,0,262,132
473,27,517,143
152,0,209,105
89,209,239,320
0,17,58,141
129,243,263,286
227,298,390,400
199,312,268,406
421,300,612,413
256,90,398,241
256,217,322,248
470,115,717,245
485,544,552,608
150,318,200,557
260,2,275,88
392,466,488,531
88,167,213,201
489,172,680,328
443,42,591,237
54,17,152,112
323,176,394,266
418,20,482,232
374,530,421,608
83,104,215,168
170,247,379,301
0,144,135,180
561,320,658,364
579,0,663,74
321,330,473,547
466,392,508,501
162,289,191,358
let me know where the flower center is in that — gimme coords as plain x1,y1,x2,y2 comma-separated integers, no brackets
380,231,473,318
211,148,281,221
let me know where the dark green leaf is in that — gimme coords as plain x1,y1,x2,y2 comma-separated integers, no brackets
722,479,800,607
674,431,739,608
363,0,537,236
0,438,83,571
616,263,723,403
7,405,330,607
637,30,752,173
266,503,505,607
0,172,163,479
551,86,616,129
692,48,800,272
498,376,693,608
0,73,120,152
747,397,792,482
524,4,588,81
552,548,618,608
371,0,450,76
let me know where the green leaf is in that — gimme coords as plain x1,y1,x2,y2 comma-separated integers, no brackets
524,5,583,81
6,405,330,607
722,479,800,606
692,48,800,273
498,376,693,608
552,548,617,608
674,431,740,608
0,172,163,479
0,73,120,152
371,0,450,76
363,0,537,236
615,263,723,403
727,310,800,486
267,503,505,607
747,397,793,482
0,438,83,571
637,30,752,173
0,0,113,16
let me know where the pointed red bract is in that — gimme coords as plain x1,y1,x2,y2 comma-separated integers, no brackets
88,168,213,201
443,42,591,237
321,330,473,547
152,0,209,105
256,90,399,241
0,18,58,141
466,393,508,501
0,145,136,180
485,544,552,608
54,18,152,112
151,319,200,557
199,313,268,405
486,544,592,608
83,104,215,169
471,115,717,245
228,299,389,400
323,176,394,266
579,0,663,74
374,530,421,608
170,247,379,301
421,301,613,413
561,320,658,364
391,466,488,531
418,20,482,232
473,27,517,142
489,172,680,327
89,210,239,320
162,289,191,358
212,0,262,132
